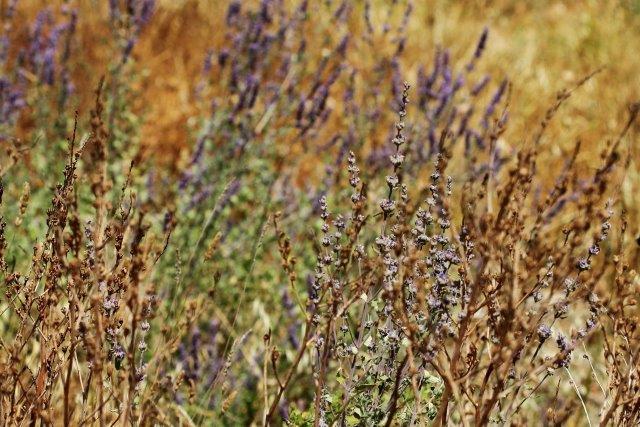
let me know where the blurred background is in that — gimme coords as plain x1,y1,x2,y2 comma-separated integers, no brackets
9,0,640,166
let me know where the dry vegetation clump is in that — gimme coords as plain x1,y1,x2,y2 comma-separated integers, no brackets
1,0,640,425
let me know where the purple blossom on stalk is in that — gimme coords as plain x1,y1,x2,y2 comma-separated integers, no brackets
576,258,590,271
26,10,60,84
30,10,51,56
336,35,350,57
113,344,126,366
109,0,155,64
555,333,573,368
333,0,348,21
279,399,290,422
537,324,552,341
556,334,569,351
457,107,473,137
226,1,242,26
471,75,490,96
176,321,222,390
2,5,77,124
61,10,77,56
452,73,465,92
40,36,58,85
190,328,202,374
235,74,260,111
135,364,147,385
281,290,301,349
474,27,489,58
416,66,428,109
564,277,577,295
482,79,507,129
401,2,413,31
145,167,156,201
121,37,136,64
109,0,120,22
202,49,214,75
40,6,76,112
466,27,489,72
162,211,173,233
428,48,443,86
0,35,8,65
134,0,156,29
428,128,437,156
218,48,230,67
0,78,25,125
466,130,484,150
407,27,509,168
433,56,453,118
259,0,273,24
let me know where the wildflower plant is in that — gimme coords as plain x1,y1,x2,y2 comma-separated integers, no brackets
266,78,639,425
1,1,640,425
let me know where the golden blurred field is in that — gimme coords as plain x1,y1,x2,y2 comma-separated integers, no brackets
9,0,640,240
14,0,640,163
8,0,640,232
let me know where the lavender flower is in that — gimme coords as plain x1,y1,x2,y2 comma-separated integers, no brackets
226,1,242,26
471,75,490,96
113,344,126,368
0,78,25,125
134,0,156,28
465,27,489,72
482,79,508,129
537,324,552,341
555,333,573,368
109,0,120,22
473,27,489,59
576,258,590,271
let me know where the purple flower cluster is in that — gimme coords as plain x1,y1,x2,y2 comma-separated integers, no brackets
26,9,77,86
109,0,157,64
364,27,510,174
0,78,24,126
176,320,223,398
0,4,78,128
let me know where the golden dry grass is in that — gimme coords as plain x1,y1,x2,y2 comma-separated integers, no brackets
13,1,640,154
13,0,640,231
